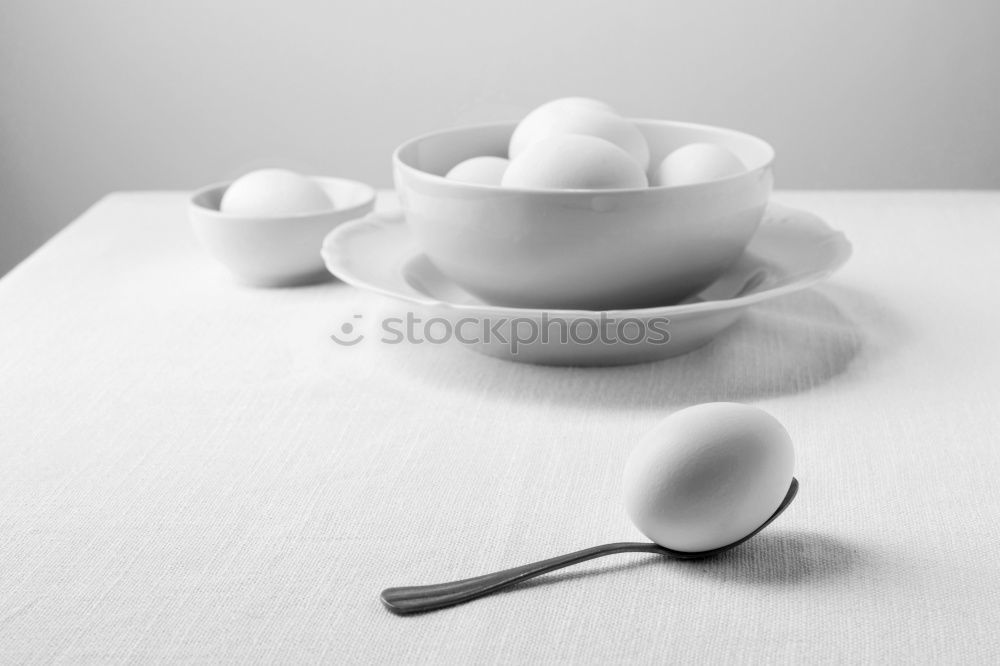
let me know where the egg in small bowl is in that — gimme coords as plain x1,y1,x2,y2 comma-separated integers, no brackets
189,169,375,287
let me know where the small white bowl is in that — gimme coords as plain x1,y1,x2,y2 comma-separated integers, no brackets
394,120,774,310
189,177,375,287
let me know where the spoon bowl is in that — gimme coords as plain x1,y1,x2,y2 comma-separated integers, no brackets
381,477,798,615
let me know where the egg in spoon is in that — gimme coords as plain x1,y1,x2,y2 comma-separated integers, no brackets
381,402,798,614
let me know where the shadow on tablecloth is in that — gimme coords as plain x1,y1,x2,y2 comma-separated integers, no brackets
494,530,870,596
389,283,905,408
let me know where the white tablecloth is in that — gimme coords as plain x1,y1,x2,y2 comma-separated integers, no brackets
1,191,998,663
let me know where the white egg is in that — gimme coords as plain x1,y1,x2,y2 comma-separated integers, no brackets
509,100,649,170
651,143,746,187
445,156,510,185
622,402,794,553
220,168,333,216
509,97,617,160
534,96,618,116
502,135,648,190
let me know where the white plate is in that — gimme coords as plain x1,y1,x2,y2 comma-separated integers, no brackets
321,203,852,366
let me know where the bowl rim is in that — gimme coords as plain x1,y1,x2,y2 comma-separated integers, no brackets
189,175,377,221
393,118,775,195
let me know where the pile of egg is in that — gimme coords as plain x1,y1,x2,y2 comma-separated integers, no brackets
446,97,746,190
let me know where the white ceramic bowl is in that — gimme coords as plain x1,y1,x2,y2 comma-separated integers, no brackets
189,177,375,287
321,203,851,366
393,120,774,310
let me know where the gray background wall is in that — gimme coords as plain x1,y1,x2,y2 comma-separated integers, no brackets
2,0,998,277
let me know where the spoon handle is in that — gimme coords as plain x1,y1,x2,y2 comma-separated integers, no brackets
380,542,667,615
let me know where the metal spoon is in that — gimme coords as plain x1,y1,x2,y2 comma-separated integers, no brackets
381,477,798,615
